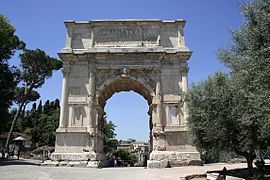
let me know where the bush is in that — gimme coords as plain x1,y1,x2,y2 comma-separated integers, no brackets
113,149,138,164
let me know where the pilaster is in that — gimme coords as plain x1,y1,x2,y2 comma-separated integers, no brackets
180,65,189,126
58,62,70,130
87,65,96,134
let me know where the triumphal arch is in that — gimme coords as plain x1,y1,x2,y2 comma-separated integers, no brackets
51,19,200,168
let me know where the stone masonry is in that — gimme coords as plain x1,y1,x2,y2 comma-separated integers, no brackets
51,19,200,168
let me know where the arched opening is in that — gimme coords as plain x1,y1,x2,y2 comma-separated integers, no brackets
96,76,154,166
97,76,153,108
105,92,149,141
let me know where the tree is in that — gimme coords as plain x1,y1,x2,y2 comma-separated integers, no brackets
37,100,43,113
12,89,40,134
31,99,60,146
14,87,40,115
188,0,270,176
0,63,17,131
0,15,25,131
17,99,60,147
218,0,270,175
5,49,62,149
187,72,266,175
102,116,118,154
186,73,234,160
0,15,25,62
113,149,138,164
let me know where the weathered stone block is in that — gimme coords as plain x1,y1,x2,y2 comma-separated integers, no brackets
41,160,59,167
150,151,200,161
51,152,96,161
168,159,202,167
87,161,99,168
67,161,81,167
80,161,88,167
147,160,168,168
59,161,69,167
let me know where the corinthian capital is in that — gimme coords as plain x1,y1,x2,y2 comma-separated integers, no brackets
180,66,189,75
62,62,70,75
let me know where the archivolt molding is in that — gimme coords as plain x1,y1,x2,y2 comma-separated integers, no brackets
95,69,119,89
95,68,157,107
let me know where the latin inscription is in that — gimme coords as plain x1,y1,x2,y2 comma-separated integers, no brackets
94,27,159,46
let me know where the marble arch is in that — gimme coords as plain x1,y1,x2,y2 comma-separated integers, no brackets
51,19,200,168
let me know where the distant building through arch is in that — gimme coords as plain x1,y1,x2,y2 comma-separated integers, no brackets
51,19,200,168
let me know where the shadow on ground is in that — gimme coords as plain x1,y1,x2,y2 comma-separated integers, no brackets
0,159,40,166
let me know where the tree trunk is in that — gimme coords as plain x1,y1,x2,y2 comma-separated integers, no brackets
5,103,24,149
236,149,256,178
4,86,33,150
246,154,255,178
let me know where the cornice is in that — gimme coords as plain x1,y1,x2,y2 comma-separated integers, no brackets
58,50,192,62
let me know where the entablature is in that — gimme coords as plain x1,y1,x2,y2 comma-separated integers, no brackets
62,19,189,50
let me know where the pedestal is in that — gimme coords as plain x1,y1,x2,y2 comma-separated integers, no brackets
148,151,201,168
50,131,105,168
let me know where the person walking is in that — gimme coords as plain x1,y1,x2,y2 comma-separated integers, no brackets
1,147,5,159
143,154,147,168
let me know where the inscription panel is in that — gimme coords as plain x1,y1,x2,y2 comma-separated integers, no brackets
94,27,159,46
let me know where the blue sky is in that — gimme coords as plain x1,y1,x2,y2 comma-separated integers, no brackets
1,0,244,141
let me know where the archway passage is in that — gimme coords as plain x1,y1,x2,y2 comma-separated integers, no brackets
104,91,151,166
96,76,154,158
105,91,150,141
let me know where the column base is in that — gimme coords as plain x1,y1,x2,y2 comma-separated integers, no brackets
49,152,106,168
147,151,202,168
51,131,106,167
42,159,106,168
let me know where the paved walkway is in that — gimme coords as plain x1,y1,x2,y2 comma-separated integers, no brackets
0,159,247,180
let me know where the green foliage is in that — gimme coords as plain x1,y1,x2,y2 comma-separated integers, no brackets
19,49,62,89
0,15,24,131
0,14,25,62
20,99,60,147
0,15,62,149
218,0,270,156
0,63,17,131
32,109,59,146
200,149,220,164
102,116,118,154
188,0,270,175
5,49,62,148
113,149,138,163
187,72,234,157
14,87,40,105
